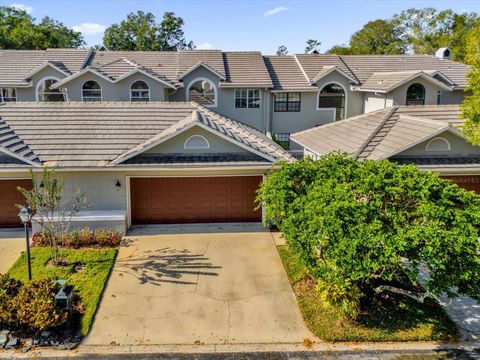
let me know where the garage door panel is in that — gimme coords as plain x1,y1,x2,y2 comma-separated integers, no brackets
0,179,31,228
131,176,262,224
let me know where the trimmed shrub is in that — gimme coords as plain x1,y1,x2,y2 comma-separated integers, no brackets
0,274,67,333
32,227,122,249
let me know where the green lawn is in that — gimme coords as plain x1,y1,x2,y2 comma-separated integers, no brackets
277,245,458,342
8,247,117,336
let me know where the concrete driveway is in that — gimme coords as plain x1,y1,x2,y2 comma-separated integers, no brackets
84,223,312,346
0,229,24,274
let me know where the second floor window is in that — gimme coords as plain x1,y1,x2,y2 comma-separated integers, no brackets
0,88,16,102
318,83,346,121
235,89,260,108
130,81,150,102
406,83,425,105
274,92,301,112
188,78,216,107
37,78,65,102
82,81,102,102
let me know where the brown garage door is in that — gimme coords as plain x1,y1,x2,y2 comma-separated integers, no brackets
130,176,262,224
442,175,480,193
0,179,31,228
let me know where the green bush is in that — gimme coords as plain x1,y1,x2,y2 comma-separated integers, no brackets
32,227,122,248
0,274,67,333
258,154,480,318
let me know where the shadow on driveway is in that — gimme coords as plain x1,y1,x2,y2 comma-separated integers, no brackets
115,247,221,286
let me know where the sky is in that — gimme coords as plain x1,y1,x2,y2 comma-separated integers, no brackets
4,0,480,54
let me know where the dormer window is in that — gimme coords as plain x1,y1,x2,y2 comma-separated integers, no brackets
318,83,346,120
130,81,150,102
82,80,102,102
36,77,65,102
406,83,425,105
187,78,217,107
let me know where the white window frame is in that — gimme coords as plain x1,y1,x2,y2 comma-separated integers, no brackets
0,88,16,102
316,82,348,121
186,77,217,108
426,137,451,152
130,80,151,102
81,80,102,102
35,76,66,102
184,135,211,150
234,88,261,109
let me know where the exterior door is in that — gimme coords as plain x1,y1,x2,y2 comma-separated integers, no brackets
130,176,262,224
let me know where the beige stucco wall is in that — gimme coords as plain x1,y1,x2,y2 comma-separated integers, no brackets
272,72,363,135
395,130,479,157
169,66,266,131
59,72,168,101
16,66,68,101
389,78,443,106
144,126,249,154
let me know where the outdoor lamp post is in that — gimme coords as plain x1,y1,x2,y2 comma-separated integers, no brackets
18,207,33,281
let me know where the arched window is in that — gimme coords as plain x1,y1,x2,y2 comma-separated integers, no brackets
184,135,210,150
406,83,425,105
187,78,216,107
426,137,451,152
130,81,150,102
318,83,346,120
36,77,65,102
82,80,102,102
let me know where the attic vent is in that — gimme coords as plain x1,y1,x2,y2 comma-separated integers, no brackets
435,47,451,60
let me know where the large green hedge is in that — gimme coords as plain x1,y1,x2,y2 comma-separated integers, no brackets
258,154,480,317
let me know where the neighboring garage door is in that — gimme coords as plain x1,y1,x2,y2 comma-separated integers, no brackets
442,175,480,193
130,176,262,224
0,179,31,228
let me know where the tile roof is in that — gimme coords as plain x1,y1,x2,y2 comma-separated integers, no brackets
222,52,273,88
291,105,467,161
0,102,292,168
0,50,470,91
295,54,358,84
357,70,451,92
121,153,269,166
263,56,311,91
341,55,470,89
0,118,39,165
0,49,91,87
392,155,480,167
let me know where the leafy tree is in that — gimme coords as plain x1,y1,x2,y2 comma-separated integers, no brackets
462,20,480,143
258,154,480,318
325,45,352,55
349,19,406,55
0,6,84,49
17,169,89,265
305,39,321,53
103,11,194,51
276,45,288,56
327,8,478,62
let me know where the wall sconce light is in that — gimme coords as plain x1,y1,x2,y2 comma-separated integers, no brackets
115,180,121,188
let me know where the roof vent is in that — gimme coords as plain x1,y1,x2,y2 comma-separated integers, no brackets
435,47,451,60
307,49,319,55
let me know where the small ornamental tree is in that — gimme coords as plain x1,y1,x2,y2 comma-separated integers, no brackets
17,169,89,265
258,154,480,317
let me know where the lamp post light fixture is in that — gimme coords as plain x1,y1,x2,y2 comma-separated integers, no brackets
18,206,33,281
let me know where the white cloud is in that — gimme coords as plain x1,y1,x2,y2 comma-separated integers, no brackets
197,42,213,50
264,6,288,17
10,3,33,14
72,23,106,35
